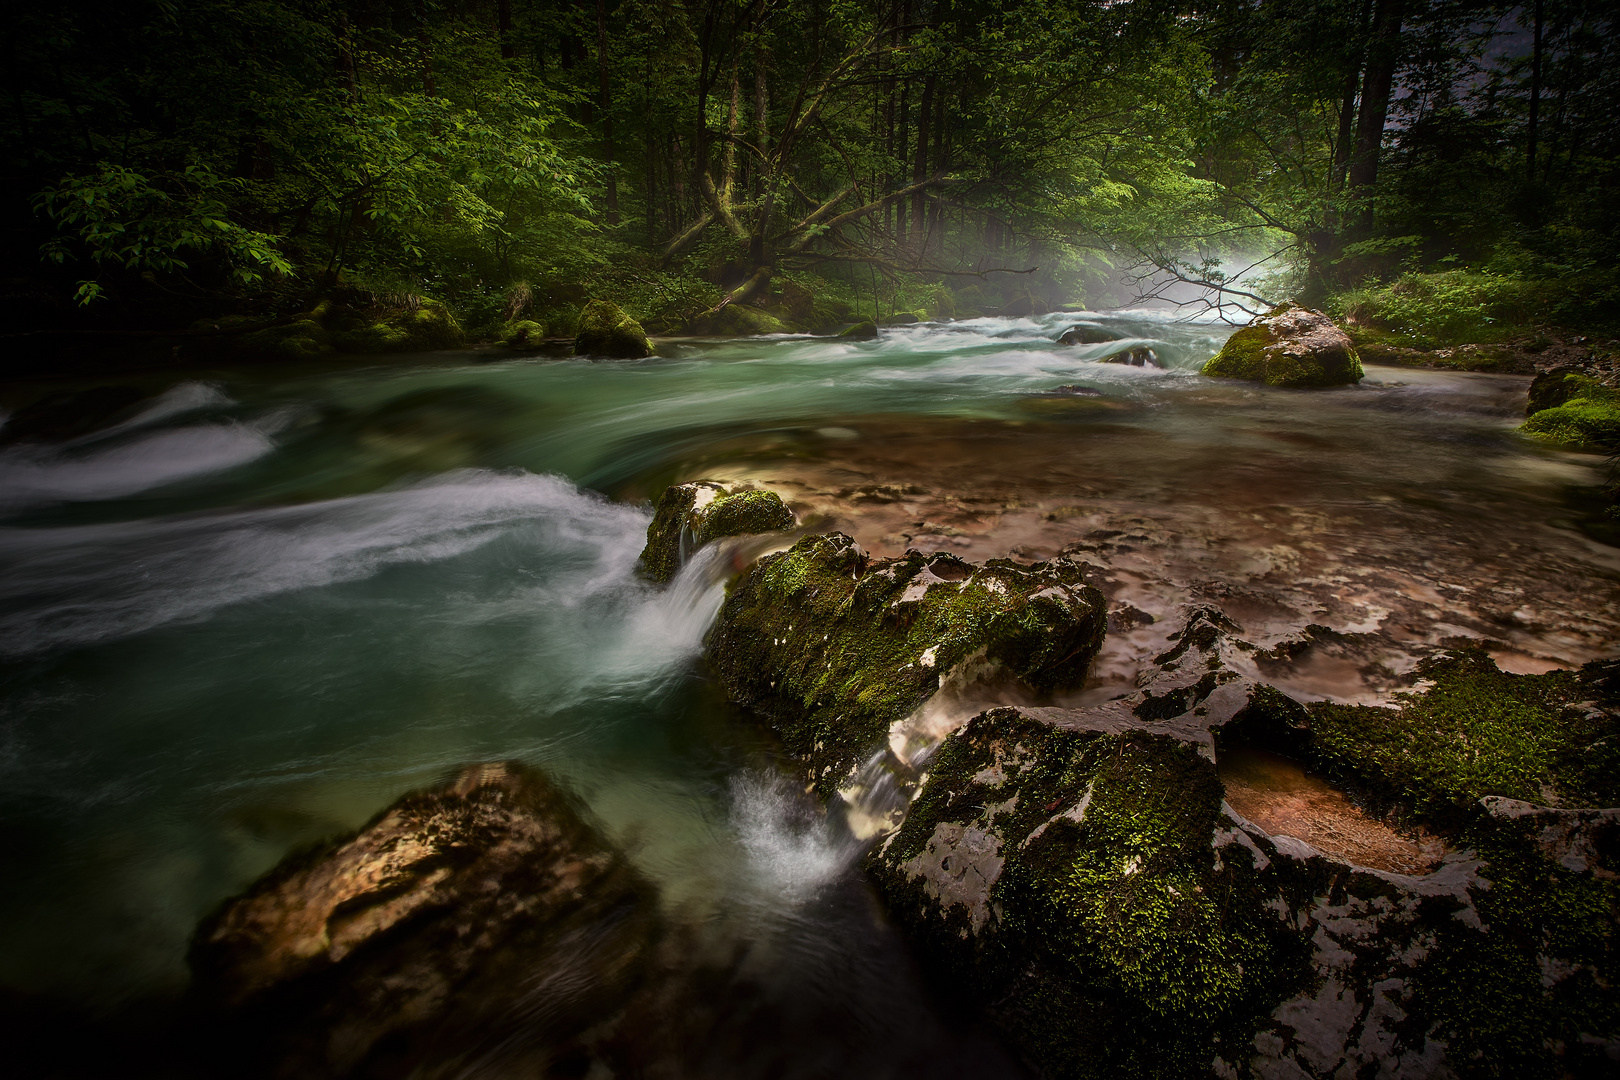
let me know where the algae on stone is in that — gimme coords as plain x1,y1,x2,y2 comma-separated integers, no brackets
704,533,1106,797
574,299,653,358
1522,372,1620,452
638,481,796,585
1307,648,1620,825
1203,303,1363,387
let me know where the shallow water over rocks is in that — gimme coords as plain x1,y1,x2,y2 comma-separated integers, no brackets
0,309,1615,1074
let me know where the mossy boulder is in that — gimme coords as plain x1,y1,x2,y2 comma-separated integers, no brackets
1203,303,1363,387
863,632,1620,1079
638,481,796,585
1099,346,1161,368
1306,648,1620,825
705,534,1106,797
681,304,788,337
328,298,465,354
240,316,334,360
500,319,546,347
884,311,924,325
574,299,653,358
1521,371,1620,451
838,319,878,340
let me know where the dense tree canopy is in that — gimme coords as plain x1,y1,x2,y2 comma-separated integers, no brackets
4,0,1617,333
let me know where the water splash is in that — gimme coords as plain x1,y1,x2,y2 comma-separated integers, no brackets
730,769,860,902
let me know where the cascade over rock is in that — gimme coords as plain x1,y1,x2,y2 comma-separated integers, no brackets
638,481,796,584
574,299,653,358
1203,303,1363,387
189,762,657,1079
704,533,1107,798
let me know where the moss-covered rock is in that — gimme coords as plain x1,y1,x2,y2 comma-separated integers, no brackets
1521,372,1620,451
1306,648,1620,827
864,641,1620,1078
239,315,334,360
638,481,796,585
838,319,878,340
866,709,1313,1079
500,319,546,347
705,534,1106,797
1204,303,1363,387
328,297,465,354
574,299,653,358
1099,346,1161,367
680,304,788,337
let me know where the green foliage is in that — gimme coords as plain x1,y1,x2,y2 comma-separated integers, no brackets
1330,271,1563,347
36,164,292,304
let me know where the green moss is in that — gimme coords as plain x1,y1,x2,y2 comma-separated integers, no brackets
707,536,1106,797
639,483,795,584
1202,307,1363,387
500,319,546,347
1520,376,1620,452
240,317,333,360
930,286,956,320
868,713,1312,1079
574,299,653,358
1307,649,1620,826
681,304,789,337
329,299,464,354
838,319,877,340
1412,812,1620,1080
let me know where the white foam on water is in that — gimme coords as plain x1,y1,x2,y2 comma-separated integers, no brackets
81,381,237,442
0,469,644,657
0,419,275,510
730,769,859,902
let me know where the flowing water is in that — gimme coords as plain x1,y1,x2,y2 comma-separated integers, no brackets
1,311,1616,1073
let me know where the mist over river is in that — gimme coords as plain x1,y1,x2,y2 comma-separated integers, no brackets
2,311,1616,1074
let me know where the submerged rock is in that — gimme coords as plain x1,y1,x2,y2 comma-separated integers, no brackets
862,609,1620,1079
638,481,796,585
574,299,653,358
190,762,656,1079
1203,303,1363,387
1098,345,1161,368
1057,323,1117,346
0,385,150,445
705,533,1106,798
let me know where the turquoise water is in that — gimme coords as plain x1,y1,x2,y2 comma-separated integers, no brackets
0,310,1611,1073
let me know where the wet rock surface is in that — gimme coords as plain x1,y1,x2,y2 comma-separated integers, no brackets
574,298,653,358
638,479,796,583
705,532,1107,798
189,761,657,1079
1204,304,1364,387
863,609,1620,1080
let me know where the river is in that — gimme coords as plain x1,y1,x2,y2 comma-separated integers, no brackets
1,310,1616,1074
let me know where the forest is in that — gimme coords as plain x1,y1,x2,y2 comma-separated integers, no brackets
5,0,1618,345
4,4,1620,1079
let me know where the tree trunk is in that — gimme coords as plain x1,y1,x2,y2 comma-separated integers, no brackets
596,0,618,223
415,0,435,97
909,75,935,253
498,0,514,60
1527,0,1544,181
1346,0,1404,231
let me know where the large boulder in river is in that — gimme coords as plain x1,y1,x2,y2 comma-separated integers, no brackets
1057,323,1117,345
189,762,656,1079
1203,303,1363,387
705,533,1106,798
574,299,652,358
864,610,1620,1079
639,481,796,584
